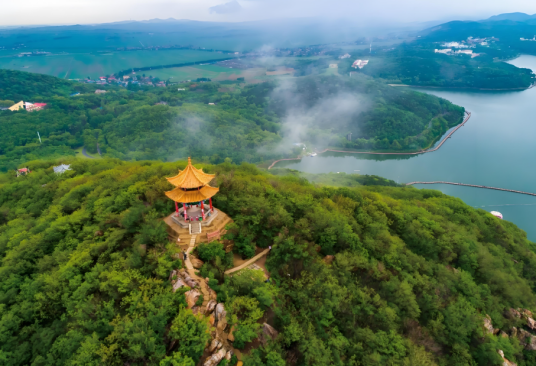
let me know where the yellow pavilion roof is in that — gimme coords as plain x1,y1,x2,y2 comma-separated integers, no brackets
165,185,219,203
167,157,216,189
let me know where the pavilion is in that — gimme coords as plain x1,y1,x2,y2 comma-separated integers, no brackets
165,157,220,228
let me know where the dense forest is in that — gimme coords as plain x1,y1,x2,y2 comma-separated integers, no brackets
1,158,536,365
0,70,464,172
340,44,535,90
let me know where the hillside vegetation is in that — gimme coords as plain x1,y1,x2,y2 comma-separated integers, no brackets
1,159,536,365
0,70,464,172
340,44,535,90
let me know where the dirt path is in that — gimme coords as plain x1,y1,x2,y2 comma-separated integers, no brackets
225,249,270,275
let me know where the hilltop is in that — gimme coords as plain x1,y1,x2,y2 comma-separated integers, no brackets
1,158,536,365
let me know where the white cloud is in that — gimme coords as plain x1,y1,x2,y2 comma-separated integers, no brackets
209,0,242,14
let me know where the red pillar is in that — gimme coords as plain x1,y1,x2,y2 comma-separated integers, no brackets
209,197,213,212
201,200,205,220
183,203,188,221
175,202,179,217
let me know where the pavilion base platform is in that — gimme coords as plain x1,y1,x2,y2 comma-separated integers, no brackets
171,206,219,228
164,207,233,247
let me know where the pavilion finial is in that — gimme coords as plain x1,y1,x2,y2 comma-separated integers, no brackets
188,157,192,165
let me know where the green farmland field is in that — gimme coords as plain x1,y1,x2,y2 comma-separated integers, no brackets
148,64,246,82
0,49,235,79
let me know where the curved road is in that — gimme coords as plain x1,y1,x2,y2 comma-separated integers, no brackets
268,112,471,169
81,147,95,159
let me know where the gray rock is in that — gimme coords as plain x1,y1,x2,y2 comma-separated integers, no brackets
215,303,226,322
185,289,201,309
172,278,186,293
483,315,494,334
205,300,217,315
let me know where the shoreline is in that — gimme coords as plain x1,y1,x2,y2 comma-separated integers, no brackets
388,84,534,91
268,111,471,169
406,181,536,197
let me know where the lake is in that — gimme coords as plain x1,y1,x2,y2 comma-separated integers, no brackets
279,55,536,240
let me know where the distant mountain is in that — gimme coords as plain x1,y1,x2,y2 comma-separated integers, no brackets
486,12,536,22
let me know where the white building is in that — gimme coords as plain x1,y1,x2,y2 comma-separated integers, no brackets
339,53,351,59
53,164,71,174
352,60,369,69
442,42,470,48
435,49,452,54
456,50,473,55
329,64,338,68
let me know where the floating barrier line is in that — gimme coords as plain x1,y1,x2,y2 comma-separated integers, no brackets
268,112,471,169
406,181,536,197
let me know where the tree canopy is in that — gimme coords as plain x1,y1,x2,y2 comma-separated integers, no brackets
1,158,536,365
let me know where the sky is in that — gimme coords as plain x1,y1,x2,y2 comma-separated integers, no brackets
3,0,536,26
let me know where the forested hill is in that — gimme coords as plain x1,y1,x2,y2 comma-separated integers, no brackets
0,69,90,102
0,70,464,172
2,158,536,365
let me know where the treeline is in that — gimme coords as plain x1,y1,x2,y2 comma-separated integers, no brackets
2,159,536,365
0,70,465,171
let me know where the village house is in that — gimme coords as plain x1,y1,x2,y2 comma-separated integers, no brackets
95,89,107,94
8,101,25,111
25,102,47,112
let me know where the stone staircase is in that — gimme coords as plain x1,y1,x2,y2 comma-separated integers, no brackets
184,234,210,310
190,222,202,235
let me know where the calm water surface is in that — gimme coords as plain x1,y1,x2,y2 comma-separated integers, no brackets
280,55,536,240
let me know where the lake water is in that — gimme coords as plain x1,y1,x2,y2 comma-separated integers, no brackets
279,55,536,240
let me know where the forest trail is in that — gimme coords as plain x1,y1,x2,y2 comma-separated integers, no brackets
225,249,270,275
268,112,471,169
184,234,210,310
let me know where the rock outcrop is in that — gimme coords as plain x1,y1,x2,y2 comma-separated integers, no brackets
204,348,227,366
205,300,217,315
259,323,279,346
506,308,521,319
498,350,517,366
215,303,228,331
527,317,536,330
518,329,536,351
483,315,495,335
169,269,199,292
185,289,201,309
207,338,223,353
